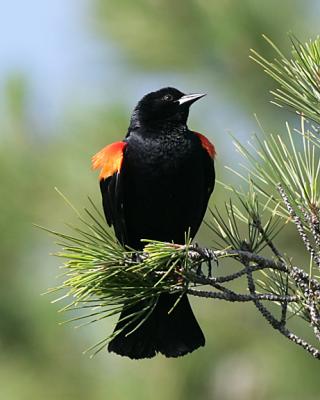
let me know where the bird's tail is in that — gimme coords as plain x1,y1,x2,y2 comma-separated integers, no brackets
108,293,205,359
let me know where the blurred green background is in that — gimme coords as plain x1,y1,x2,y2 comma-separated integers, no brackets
1,1,320,399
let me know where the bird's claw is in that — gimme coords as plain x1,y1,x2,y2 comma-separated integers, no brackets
191,243,218,278
131,252,146,263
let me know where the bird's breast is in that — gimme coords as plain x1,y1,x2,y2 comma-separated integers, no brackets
121,131,207,246
125,132,200,176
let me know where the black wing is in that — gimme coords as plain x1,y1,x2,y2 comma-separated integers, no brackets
100,170,127,246
200,148,215,223
192,130,216,224
204,149,215,199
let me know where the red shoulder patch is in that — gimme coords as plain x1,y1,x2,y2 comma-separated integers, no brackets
92,141,127,180
194,132,216,159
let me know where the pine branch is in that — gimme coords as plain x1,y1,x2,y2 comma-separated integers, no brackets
42,200,320,359
43,35,320,360
186,288,297,303
250,35,320,126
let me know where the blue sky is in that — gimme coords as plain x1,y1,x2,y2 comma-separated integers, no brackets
0,0,115,123
1,1,319,139
0,1,240,130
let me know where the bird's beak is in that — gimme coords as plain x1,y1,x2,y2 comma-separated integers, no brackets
177,93,206,106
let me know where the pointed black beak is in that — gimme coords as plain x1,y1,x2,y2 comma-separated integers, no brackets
177,93,206,106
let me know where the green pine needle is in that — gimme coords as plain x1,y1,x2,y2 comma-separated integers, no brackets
250,34,320,126
39,200,201,355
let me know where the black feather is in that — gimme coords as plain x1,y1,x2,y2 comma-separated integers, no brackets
98,87,215,359
108,294,204,359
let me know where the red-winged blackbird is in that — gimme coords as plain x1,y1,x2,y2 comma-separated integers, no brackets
92,87,215,359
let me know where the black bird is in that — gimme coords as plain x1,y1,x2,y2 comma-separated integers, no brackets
92,87,216,359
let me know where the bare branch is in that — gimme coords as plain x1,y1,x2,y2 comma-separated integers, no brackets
278,184,320,268
182,245,320,360
186,287,297,303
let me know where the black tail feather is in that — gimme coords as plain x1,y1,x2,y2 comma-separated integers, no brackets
108,300,158,359
108,293,205,359
156,293,205,357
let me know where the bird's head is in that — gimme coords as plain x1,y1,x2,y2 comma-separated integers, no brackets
130,87,206,130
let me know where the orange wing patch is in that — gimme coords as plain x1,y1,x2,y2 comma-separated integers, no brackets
92,141,127,180
194,132,216,159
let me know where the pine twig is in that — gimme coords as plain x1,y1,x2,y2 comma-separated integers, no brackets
186,288,297,303
252,218,289,326
244,260,320,359
277,184,320,268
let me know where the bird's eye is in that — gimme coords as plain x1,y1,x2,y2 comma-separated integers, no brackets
163,94,173,101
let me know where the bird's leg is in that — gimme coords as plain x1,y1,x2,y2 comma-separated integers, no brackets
196,260,204,277
131,251,146,264
207,258,212,279
190,244,218,278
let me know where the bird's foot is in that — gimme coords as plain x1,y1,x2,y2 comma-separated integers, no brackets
190,243,218,278
131,251,147,264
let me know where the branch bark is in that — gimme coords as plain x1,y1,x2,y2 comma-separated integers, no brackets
181,245,320,360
